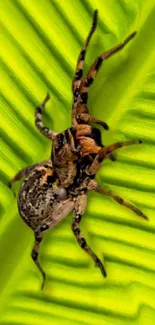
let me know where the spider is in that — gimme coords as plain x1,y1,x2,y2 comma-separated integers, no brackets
8,10,148,289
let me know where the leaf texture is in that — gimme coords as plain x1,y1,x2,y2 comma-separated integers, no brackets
0,0,155,324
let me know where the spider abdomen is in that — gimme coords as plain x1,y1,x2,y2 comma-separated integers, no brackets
17,161,74,232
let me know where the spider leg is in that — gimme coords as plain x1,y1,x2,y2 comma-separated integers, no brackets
72,10,98,97
72,10,98,125
77,113,109,130
31,232,46,290
75,126,116,161
87,140,141,175
72,193,107,277
88,180,148,220
8,166,31,189
79,32,136,105
8,161,52,189
8,161,45,188
35,93,58,140
107,153,116,162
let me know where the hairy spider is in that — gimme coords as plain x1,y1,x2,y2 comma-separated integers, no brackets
8,10,148,289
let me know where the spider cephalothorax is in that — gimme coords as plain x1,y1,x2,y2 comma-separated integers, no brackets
9,10,148,289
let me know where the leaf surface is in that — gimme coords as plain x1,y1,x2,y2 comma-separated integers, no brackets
0,1,155,324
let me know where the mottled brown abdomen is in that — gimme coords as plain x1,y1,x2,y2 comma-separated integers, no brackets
17,161,74,233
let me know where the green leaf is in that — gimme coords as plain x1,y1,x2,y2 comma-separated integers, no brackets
1,0,155,324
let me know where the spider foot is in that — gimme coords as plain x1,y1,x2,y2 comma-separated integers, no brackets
95,257,107,277
107,153,116,161
98,120,109,130
41,92,50,108
8,181,16,197
41,271,46,290
8,181,12,189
